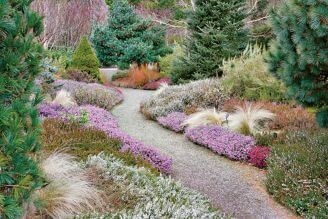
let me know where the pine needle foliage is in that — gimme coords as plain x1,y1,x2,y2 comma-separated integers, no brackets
172,0,249,83
71,36,101,81
0,0,44,218
91,0,171,69
266,0,328,128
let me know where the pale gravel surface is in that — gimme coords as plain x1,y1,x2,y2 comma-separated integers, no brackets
100,68,118,81
112,88,296,219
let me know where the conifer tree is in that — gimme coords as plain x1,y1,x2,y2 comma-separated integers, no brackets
172,0,249,83
91,0,171,69
0,0,44,217
267,0,328,128
71,36,101,81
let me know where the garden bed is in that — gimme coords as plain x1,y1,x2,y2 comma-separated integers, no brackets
140,78,327,218
39,103,172,174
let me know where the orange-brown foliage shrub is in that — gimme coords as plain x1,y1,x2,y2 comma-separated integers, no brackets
223,99,318,131
113,64,161,88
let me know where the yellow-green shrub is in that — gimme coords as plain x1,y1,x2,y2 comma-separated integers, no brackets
159,44,183,76
71,36,101,81
221,45,287,102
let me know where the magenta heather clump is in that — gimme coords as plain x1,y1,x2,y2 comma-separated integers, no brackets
157,112,188,132
185,125,255,161
39,103,172,174
248,146,271,168
143,77,171,90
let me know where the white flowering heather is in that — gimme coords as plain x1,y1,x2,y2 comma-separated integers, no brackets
80,154,224,219
153,82,169,96
141,79,229,120
54,80,123,110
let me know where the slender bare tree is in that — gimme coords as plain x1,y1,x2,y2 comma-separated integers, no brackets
31,0,108,48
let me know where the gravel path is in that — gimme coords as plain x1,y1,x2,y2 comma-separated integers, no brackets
100,68,118,81
112,88,296,219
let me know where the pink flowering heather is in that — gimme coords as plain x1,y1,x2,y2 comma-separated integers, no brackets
157,112,188,133
143,77,171,90
248,146,271,168
185,125,255,161
39,103,172,174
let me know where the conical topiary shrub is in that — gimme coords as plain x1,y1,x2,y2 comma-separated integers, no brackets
71,36,101,81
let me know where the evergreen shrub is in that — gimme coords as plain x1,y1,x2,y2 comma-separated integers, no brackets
0,1,44,217
71,36,101,81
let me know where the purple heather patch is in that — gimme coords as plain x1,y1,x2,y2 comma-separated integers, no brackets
39,103,172,174
185,125,255,161
157,112,188,133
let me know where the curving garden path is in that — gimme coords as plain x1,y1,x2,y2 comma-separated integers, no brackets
112,88,296,219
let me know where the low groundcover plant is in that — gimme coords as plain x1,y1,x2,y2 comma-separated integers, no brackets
54,79,123,110
248,146,271,168
157,112,188,132
141,79,228,120
78,153,225,218
185,125,255,161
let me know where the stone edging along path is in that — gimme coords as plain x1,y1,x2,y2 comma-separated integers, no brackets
112,88,297,219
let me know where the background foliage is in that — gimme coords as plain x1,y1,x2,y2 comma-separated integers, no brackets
267,0,328,127
221,45,286,102
91,0,171,69
171,0,249,83
31,0,108,48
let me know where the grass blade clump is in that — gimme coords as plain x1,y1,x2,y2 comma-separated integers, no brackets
182,109,227,128
228,103,275,135
25,153,103,218
52,89,76,107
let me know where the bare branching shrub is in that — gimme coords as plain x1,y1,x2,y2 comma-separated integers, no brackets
31,0,108,48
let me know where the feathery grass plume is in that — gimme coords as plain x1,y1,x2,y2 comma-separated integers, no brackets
228,103,274,135
182,109,227,128
154,82,169,96
52,89,76,107
25,153,103,218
